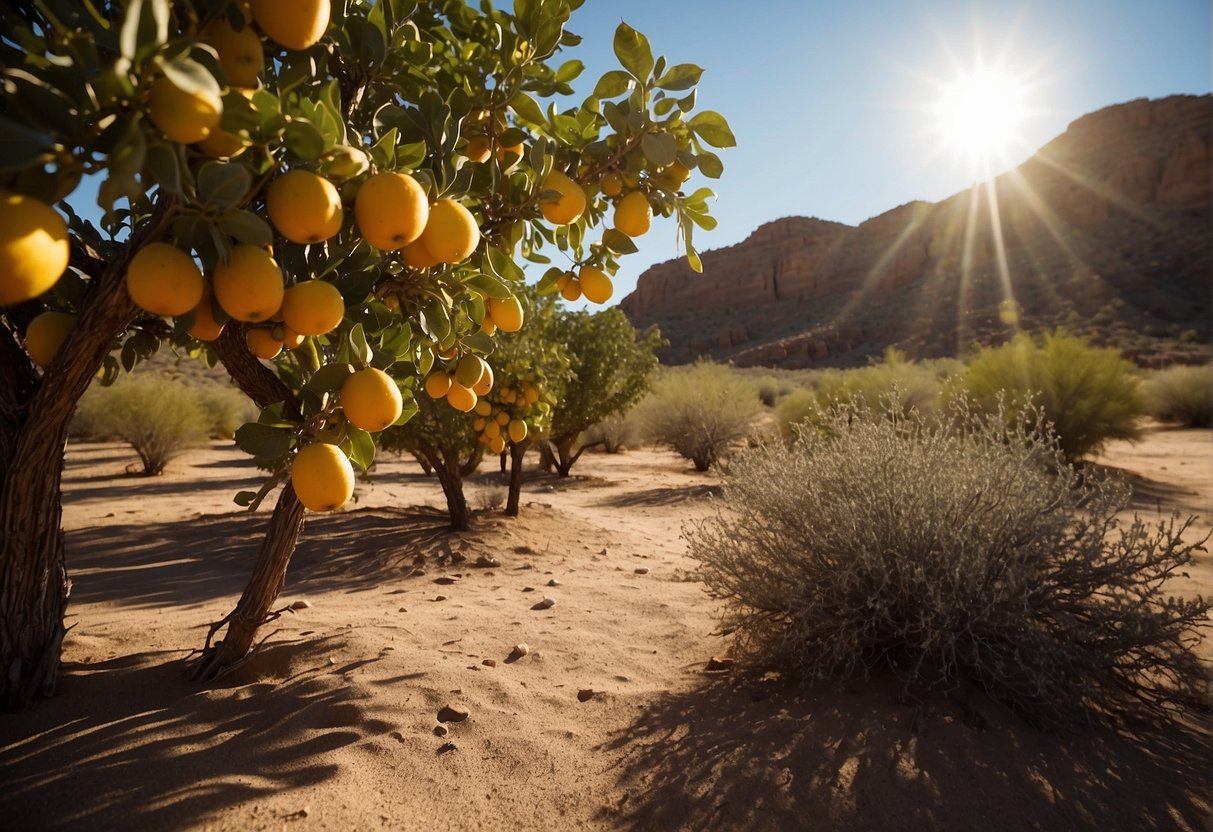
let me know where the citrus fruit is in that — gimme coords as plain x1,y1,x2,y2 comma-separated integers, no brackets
488,295,523,332
508,419,528,443
538,170,586,226
187,285,225,341
418,199,480,264
246,327,283,359
614,191,652,237
125,242,205,316
202,17,264,88
424,371,453,399
341,367,403,431
147,76,222,145
472,364,494,397
560,277,581,302
251,0,330,50
455,354,488,388
212,244,284,322
292,442,354,512
600,172,623,197
445,382,477,412
281,280,344,336
578,265,613,304
267,170,344,244
355,171,428,252
402,237,439,270
0,192,70,305
24,310,75,367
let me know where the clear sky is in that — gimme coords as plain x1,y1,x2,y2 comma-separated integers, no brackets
559,0,1211,301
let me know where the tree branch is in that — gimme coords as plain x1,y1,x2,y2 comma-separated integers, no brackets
213,323,302,420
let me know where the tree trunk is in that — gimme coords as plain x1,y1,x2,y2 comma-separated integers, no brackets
505,438,529,517
0,220,165,709
553,435,575,477
538,440,555,473
427,449,470,531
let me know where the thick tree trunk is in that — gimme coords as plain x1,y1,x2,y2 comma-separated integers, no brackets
0,221,164,709
505,439,529,517
426,449,470,531
549,434,601,477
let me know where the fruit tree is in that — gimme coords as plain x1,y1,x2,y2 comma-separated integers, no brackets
0,0,731,705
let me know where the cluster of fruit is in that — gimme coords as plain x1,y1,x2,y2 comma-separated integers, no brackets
472,378,546,456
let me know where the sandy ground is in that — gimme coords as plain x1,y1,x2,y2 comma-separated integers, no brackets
0,427,1210,831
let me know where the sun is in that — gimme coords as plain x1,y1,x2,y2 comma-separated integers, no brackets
934,66,1028,176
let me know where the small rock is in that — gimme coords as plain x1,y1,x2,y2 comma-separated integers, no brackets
521,586,535,592
706,656,735,672
433,595,448,602
451,552,467,564
598,548,608,555
437,704,470,723
634,567,649,575
506,644,530,663
531,597,556,611
397,607,408,613
482,658,497,667
434,576,459,585
546,579,561,587
433,724,449,737
389,730,405,742
474,555,501,568
327,657,336,665
289,599,312,610
577,689,595,702
407,567,426,578
437,741,457,754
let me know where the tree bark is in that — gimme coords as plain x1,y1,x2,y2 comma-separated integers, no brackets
426,448,470,531
505,438,529,517
0,215,168,709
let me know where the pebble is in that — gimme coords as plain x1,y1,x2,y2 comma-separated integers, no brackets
507,644,530,663
289,600,312,610
437,704,470,723
577,689,595,702
434,576,459,585
531,597,556,611
433,724,449,737
433,595,448,602
437,742,457,754
634,567,649,575
521,586,535,593
706,656,736,672
397,607,407,613
474,555,501,568
482,658,497,667
546,579,561,587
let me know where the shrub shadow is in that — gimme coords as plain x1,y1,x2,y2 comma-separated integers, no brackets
598,676,1213,832
597,484,721,508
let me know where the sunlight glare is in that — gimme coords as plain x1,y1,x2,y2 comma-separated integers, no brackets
935,67,1028,175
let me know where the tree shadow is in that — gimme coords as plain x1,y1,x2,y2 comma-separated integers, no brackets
1087,462,1208,520
597,484,722,508
0,636,394,831
597,675,1213,832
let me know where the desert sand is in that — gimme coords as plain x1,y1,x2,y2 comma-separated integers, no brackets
1,427,1210,831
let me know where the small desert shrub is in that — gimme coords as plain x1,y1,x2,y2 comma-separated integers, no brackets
958,330,1143,461
1142,364,1212,428
195,384,257,438
583,413,640,453
73,374,212,475
689,400,1210,728
636,362,761,471
476,485,507,511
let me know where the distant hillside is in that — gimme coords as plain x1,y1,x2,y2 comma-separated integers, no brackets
621,94,1212,368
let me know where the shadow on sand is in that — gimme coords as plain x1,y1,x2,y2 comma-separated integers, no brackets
597,676,1213,832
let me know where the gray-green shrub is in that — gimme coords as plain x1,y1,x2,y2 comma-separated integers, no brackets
958,330,1143,461
73,375,212,475
1142,364,1212,428
636,362,761,471
688,400,1210,727
583,413,640,453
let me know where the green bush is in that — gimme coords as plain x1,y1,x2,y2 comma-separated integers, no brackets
688,400,1210,727
958,330,1143,461
73,374,213,475
636,362,761,471
1142,364,1212,428
195,384,257,439
583,413,640,453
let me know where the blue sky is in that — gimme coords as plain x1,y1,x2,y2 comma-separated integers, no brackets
561,0,1211,300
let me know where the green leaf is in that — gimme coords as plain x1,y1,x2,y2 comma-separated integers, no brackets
641,132,677,167
196,161,252,208
509,92,546,127
348,323,373,366
464,273,513,299
592,70,633,99
285,119,326,161
555,59,585,84
120,0,170,64
218,208,273,246
306,361,356,393
613,22,654,82
0,116,54,173
696,150,724,179
655,63,703,91
341,427,376,472
688,111,736,148
157,55,221,103
536,266,565,294
394,140,427,169
602,228,639,255
235,422,295,461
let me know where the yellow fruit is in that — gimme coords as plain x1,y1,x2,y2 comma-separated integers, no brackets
0,192,69,305
455,354,488,388
212,244,284,322
267,171,343,244
495,411,510,426
578,265,613,304
402,237,439,270
538,170,586,226
474,400,492,417
614,190,652,237
281,325,305,350
202,17,264,88
480,317,497,335
496,141,524,166
436,344,458,360
24,310,75,367
251,0,330,50
355,171,428,252
147,76,222,145
473,417,487,431
419,199,480,264
383,293,400,312
484,420,501,439
341,367,403,431
523,387,539,405
196,127,247,158
560,277,581,302
292,443,354,512
465,135,491,163
425,371,453,399
600,172,623,197
246,327,283,359
488,435,506,454
657,161,692,189
187,285,225,341
472,364,494,397
445,382,477,413
508,419,528,443
125,242,205,316
555,271,573,292
488,295,523,332
281,280,344,336
322,147,369,181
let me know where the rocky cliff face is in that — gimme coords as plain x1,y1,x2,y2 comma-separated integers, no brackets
621,94,1212,367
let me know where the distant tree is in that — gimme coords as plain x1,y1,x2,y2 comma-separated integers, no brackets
544,308,662,476
637,361,760,471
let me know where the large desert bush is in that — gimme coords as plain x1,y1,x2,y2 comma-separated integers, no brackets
1141,364,1212,428
73,375,212,475
958,330,1143,461
688,400,1210,727
637,362,761,471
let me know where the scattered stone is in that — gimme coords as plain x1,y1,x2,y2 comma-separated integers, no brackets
706,656,735,672
282,807,309,821
521,586,535,592
519,562,535,570
437,741,457,754
289,599,312,610
577,689,595,702
407,567,426,578
474,555,501,568
514,545,537,555
482,658,497,667
434,576,460,585
634,567,649,575
506,644,530,663
433,595,448,602
389,731,405,742
531,597,556,611
433,724,449,737
451,552,467,564
437,704,470,723
327,657,336,666
397,607,408,613
546,579,561,587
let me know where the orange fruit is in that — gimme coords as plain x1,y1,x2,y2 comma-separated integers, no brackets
488,295,523,332
251,0,330,50
419,199,480,264
578,265,613,304
266,170,343,244
465,135,491,163
281,280,344,336
424,371,453,399
614,191,652,237
560,277,581,302
187,284,225,341
125,242,205,316
355,171,428,252
445,382,477,412
538,170,586,225
147,76,221,144
212,244,284,322
508,419,528,443
341,367,403,431
472,364,494,396
202,17,264,88
292,442,354,512
24,310,75,367
600,172,623,197
246,327,283,359
402,237,439,270
0,192,69,305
